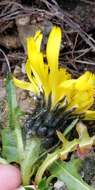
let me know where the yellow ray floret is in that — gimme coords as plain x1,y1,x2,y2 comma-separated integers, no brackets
13,26,95,120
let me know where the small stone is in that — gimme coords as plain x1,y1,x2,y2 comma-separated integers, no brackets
54,180,67,190
13,66,21,77
21,63,26,74
20,91,27,100
16,16,30,26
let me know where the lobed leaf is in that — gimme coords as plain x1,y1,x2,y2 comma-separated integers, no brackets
50,159,94,190
35,122,95,184
1,127,19,163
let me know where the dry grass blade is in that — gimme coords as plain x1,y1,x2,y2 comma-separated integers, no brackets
0,48,11,72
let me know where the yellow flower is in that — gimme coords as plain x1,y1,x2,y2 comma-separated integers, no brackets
13,26,95,120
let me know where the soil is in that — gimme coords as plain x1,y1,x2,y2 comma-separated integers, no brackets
0,0,95,188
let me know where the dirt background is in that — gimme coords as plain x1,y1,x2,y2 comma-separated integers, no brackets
0,0,95,187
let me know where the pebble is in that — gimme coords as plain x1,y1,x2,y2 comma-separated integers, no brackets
54,180,67,190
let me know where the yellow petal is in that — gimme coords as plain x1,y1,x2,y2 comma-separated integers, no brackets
46,26,62,106
46,26,62,70
54,79,75,105
28,52,44,87
26,32,51,100
84,110,95,120
75,71,95,91
27,37,36,60
27,31,43,59
13,77,38,93
57,68,71,84
60,79,75,88
25,60,39,92
67,90,94,113
34,31,43,52
27,53,50,100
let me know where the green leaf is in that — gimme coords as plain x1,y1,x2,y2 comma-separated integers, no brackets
5,75,44,185
1,127,19,163
38,178,52,190
6,74,18,129
21,137,42,185
24,187,34,190
50,159,94,190
76,122,95,154
35,137,78,184
4,74,24,163
35,122,95,184
38,179,48,190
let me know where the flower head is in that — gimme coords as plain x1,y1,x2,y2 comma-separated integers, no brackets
13,26,95,120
